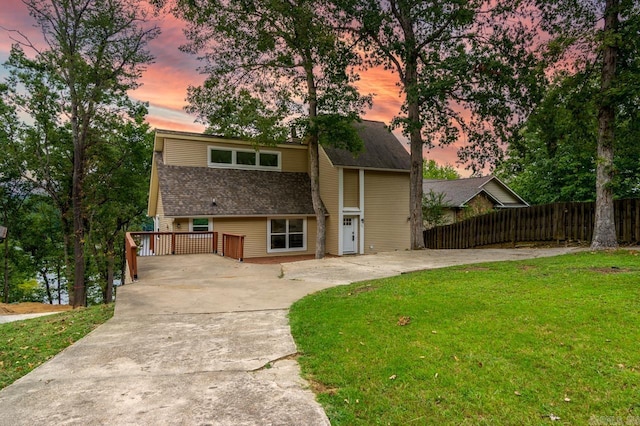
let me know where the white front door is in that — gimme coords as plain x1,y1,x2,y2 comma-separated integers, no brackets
342,216,357,254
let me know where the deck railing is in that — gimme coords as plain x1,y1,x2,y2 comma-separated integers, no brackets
222,233,245,261
125,231,219,281
125,232,138,281
128,231,219,256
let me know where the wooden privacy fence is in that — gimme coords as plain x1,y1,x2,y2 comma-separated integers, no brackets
424,199,640,249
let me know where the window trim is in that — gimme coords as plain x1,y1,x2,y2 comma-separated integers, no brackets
189,218,212,232
267,218,307,253
208,146,281,171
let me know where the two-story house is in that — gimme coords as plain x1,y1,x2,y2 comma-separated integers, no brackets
147,120,410,259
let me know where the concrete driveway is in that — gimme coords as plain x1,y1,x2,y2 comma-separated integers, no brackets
0,248,583,425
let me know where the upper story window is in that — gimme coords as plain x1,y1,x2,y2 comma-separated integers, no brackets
208,146,281,170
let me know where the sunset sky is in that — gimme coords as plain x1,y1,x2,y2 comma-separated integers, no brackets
0,0,465,174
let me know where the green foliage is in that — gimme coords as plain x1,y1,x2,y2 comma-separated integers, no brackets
0,304,114,389
290,251,640,425
1,0,157,304
171,0,371,146
340,0,544,171
421,190,450,229
422,159,461,180
498,71,640,204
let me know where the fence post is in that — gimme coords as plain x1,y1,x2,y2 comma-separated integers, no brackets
171,232,176,255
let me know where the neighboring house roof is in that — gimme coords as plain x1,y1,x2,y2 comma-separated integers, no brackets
322,120,410,171
155,153,317,217
423,176,529,208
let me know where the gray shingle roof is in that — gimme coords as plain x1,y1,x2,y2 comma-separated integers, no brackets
156,153,317,217
422,176,497,207
322,120,410,170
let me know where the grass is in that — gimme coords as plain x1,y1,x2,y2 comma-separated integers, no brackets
0,304,114,390
290,251,640,425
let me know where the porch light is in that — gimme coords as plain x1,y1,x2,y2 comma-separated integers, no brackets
212,197,217,206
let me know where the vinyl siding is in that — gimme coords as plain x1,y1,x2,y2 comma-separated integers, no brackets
319,147,339,255
364,171,410,253
483,180,519,204
343,169,360,208
162,138,308,172
213,217,317,258
156,193,174,232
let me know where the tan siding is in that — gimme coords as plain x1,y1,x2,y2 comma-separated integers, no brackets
280,148,308,173
174,218,189,232
343,169,359,208
319,147,339,255
164,138,208,167
162,138,308,172
483,181,519,204
213,217,316,258
364,171,410,253
156,193,176,232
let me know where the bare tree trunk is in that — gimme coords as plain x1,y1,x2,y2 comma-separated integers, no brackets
72,111,87,307
591,0,619,250
3,232,8,304
56,262,62,305
62,211,74,305
104,240,115,303
408,103,425,250
397,3,424,250
41,267,53,304
304,60,327,259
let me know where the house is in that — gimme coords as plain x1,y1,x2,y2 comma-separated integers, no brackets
422,176,528,226
147,120,411,259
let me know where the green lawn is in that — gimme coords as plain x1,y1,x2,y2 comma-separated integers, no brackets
290,251,640,425
0,304,114,390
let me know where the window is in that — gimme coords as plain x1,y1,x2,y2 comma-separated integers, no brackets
208,146,281,170
236,151,256,165
268,218,306,252
191,218,211,232
259,152,279,167
210,149,232,165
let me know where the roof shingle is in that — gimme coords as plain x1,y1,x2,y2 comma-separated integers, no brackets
322,120,410,170
156,153,317,217
422,176,496,207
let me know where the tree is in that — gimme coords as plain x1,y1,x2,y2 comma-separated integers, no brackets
339,0,542,249
159,0,371,259
0,84,31,303
423,159,461,180
11,0,159,305
422,189,449,229
496,72,640,205
532,0,640,249
84,109,153,303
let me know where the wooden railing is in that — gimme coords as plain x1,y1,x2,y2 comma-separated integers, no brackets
125,232,139,281
125,231,219,281
128,231,218,256
424,199,640,249
222,233,245,261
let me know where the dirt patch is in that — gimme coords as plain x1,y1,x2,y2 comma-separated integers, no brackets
348,284,377,295
0,302,72,315
307,376,339,396
461,266,492,272
519,265,537,271
589,267,632,274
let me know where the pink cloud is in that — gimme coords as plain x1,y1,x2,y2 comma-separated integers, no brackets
1,2,469,170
